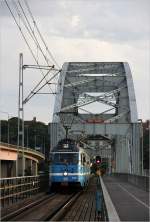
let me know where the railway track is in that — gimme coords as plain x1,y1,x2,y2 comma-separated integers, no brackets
1,193,55,221
2,192,82,221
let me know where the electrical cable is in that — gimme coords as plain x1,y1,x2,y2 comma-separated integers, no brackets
5,0,120,124
23,67,53,103
17,0,52,67
24,70,60,104
12,0,57,96
16,0,62,100
24,0,61,69
5,0,58,99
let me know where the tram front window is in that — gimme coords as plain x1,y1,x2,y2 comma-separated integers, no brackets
53,153,78,164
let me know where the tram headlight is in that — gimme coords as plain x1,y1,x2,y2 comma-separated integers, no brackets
63,171,68,176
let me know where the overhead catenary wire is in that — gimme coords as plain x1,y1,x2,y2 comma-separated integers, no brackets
5,0,119,122
18,0,61,71
4,0,39,67
4,0,59,100
17,0,52,67
23,0,61,69
12,0,57,93
24,70,61,104
23,66,54,104
4,0,102,130
13,0,61,98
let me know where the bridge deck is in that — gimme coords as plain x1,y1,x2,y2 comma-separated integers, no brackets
103,175,149,221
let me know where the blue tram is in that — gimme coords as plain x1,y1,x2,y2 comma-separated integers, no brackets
49,138,91,189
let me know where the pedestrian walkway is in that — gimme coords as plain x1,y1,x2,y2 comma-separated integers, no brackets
103,175,149,221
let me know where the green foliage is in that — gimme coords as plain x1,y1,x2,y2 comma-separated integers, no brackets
1,117,50,160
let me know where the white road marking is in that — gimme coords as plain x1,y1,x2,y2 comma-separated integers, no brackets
118,184,150,209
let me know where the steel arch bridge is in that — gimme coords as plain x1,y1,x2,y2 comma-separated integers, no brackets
50,62,142,175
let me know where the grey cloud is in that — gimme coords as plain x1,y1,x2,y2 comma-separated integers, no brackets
1,0,149,43
35,0,150,42
0,0,149,122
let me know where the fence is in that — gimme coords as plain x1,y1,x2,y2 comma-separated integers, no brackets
0,176,40,208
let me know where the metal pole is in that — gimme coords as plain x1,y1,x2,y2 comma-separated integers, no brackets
21,53,25,176
17,53,25,176
17,55,21,176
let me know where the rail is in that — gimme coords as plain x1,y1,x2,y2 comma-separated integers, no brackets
0,176,40,208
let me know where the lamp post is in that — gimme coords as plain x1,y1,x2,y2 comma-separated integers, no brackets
17,52,58,176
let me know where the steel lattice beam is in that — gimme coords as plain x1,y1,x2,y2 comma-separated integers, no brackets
51,62,140,175
61,86,126,111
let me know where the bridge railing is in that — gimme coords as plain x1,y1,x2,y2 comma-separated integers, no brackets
99,176,120,221
96,176,109,221
0,176,40,208
0,142,45,158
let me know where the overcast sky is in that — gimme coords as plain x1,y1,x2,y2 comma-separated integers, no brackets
0,0,149,123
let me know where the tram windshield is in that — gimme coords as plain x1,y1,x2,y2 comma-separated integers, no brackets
52,153,78,164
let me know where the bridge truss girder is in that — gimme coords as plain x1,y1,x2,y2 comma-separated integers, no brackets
51,62,141,175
